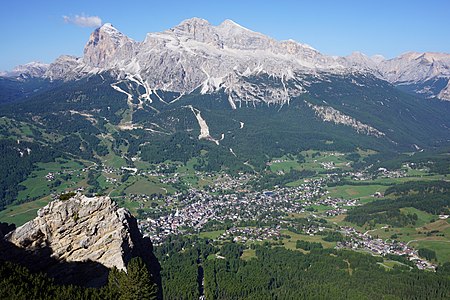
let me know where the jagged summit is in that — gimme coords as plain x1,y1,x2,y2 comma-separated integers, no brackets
96,23,126,39
99,22,115,29
83,21,136,68
177,17,211,27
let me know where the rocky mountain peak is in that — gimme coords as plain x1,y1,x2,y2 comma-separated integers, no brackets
176,17,211,28
167,17,221,46
7,61,49,78
83,22,136,68
379,51,450,83
5,194,151,272
341,51,379,70
219,19,250,30
99,22,117,32
216,19,261,39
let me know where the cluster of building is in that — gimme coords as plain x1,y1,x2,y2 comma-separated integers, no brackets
211,173,257,192
324,208,348,216
317,197,359,208
266,159,288,166
375,167,406,179
140,178,329,244
337,226,436,271
159,173,180,184
217,227,281,243
45,172,55,181
320,161,336,170
351,167,406,181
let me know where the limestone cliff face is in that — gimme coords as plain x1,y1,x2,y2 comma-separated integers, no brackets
5,194,153,272
83,23,137,68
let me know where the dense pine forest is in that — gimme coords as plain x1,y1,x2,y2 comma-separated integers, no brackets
153,236,450,300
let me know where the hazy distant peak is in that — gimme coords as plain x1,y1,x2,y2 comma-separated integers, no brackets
371,54,385,63
7,61,49,78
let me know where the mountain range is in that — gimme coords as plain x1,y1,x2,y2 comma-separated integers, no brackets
4,18,450,103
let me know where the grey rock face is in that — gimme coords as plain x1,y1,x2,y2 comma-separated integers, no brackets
46,19,338,105
83,23,138,68
6,194,143,271
307,102,385,137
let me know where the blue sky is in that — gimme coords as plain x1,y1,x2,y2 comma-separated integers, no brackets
1,0,449,70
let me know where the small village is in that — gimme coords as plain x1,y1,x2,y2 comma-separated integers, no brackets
140,177,329,244
337,226,436,271
217,226,282,243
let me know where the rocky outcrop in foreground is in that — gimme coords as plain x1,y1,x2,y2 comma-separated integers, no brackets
1,194,161,289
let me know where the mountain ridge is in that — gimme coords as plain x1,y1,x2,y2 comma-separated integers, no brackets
4,18,450,102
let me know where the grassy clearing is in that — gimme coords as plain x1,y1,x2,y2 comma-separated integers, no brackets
409,240,450,263
269,151,352,174
404,168,431,177
419,219,450,232
16,160,86,203
97,174,112,191
357,149,378,157
327,184,388,202
103,152,127,169
281,229,336,250
177,158,198,175
16,175,51,203
0,197,52,226
269,158,302,173
0,117,36,139
310,204,333,213
378,260,410,270
133,160,155,170
199,230,226,240
37,160,84,171
369,226,418,241
241,249,256,261
124,177,172,195
116,199,142,215
400,207,436,227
